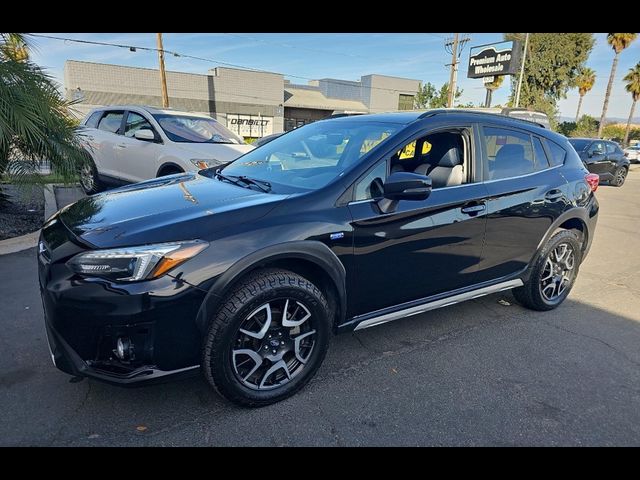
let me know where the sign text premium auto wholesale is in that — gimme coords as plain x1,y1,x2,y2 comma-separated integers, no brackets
467,40,522,79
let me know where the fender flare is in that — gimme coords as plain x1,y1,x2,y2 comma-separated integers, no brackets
194,241,347,333
157,161,184,177
522,207,591,281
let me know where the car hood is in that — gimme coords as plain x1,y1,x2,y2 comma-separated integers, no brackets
58,172,287,248
174,142,254,163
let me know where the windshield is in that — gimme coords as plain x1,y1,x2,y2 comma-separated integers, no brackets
153,114,245,144
219,120,400,193
568,139,591,152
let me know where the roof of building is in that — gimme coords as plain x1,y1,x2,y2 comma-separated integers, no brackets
284,87,368,113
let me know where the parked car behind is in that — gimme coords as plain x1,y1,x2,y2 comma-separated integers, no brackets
77,106,254,194
40,109,599,406
568,138,630,187
623,144,640,163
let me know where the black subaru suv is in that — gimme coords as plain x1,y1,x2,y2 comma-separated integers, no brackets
38,110,599,406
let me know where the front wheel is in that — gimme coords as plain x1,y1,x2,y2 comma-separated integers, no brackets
612,166,627,187
513,230,583,311
79,155,104,194
202,269,331,407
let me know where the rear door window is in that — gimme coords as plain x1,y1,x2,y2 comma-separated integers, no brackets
532,137,550,168
482,127,535,180
97,111,125,135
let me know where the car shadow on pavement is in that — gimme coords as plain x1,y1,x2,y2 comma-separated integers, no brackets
2,261,640,446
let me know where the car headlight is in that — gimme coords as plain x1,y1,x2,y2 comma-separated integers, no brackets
67,240,208,282
189,159,215,169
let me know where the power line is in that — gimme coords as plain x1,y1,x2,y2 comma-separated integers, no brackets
27,33,438,96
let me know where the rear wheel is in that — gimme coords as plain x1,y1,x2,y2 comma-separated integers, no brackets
202,269,331,407
612,166,627,187
513,230,583,311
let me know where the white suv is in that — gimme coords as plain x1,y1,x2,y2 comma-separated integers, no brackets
77,105,254,194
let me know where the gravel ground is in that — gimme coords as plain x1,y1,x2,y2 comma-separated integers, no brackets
0,184,44,241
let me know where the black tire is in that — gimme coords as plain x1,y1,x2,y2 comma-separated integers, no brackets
78,154,104,195
612,166,628,187
513,229,583,311
202,269,331,407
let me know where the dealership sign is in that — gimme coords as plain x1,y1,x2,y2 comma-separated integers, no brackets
467,41,521,79
227,114,273,138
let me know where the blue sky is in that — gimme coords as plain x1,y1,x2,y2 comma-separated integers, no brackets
27,33,640,120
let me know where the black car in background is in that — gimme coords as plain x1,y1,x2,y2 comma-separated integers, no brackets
39,110,599,407
568,138,630,187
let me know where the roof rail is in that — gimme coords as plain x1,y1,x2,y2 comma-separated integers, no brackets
416,108,548,129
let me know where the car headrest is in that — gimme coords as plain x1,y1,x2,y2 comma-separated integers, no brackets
437,147,461,168
495,144,525,163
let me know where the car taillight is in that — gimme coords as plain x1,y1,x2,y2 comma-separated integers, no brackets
585,173,599,192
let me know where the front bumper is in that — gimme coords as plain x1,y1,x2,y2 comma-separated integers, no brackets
38,219,207,386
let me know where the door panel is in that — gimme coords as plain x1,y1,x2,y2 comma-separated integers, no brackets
584,141,610,177
477,168,569,281
93,111,125,179
347,183,489,317
115,112,162,182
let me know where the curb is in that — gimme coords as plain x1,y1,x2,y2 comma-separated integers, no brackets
0,185,58,256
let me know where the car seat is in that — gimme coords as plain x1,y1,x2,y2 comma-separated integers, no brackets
414,147,463,188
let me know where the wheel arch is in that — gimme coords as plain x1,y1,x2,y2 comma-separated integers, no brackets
194,241,347,334
157,161,185,177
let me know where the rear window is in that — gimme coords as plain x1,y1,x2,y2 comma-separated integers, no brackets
545,139,567,167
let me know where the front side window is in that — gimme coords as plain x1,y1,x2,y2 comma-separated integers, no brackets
588,141,605,156
85,111,102,129
220,121,400,193
97,111,124,134
124,112,154,138
483,127,535,180
390,130,467,189
153,114,245,144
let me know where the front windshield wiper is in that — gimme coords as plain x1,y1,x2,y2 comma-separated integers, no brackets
215,171,271,193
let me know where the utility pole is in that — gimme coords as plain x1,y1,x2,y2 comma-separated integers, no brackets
445,34,471,108
446,33,459,108
514,33,530,108
156,33,169,108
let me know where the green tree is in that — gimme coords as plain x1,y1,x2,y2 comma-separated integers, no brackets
557,115,599,138
622,62,640,146
598,33,638,137
414,81,462,109
505,33,594,129
0,33,86,201
574,67,596,122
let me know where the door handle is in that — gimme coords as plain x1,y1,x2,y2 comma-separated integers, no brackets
115,143,128,149
461,203,486,215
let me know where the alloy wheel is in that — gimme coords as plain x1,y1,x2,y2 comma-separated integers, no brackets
539,243,575,301
231,298,316,391
79,164,94,192
615,168,627,186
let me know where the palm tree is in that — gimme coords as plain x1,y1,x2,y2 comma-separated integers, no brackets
622,63,640,146
484,75,504,108
598,33,638,137
574,67,596,122
0,33,86,203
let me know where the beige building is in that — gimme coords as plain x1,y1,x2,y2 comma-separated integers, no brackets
64,60,421,139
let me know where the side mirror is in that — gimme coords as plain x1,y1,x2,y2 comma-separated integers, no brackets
383,171,432,201
134,129,156,141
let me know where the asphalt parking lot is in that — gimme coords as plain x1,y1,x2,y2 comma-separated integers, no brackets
2,173,640,446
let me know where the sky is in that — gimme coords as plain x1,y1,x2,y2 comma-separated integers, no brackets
26,33,640,120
